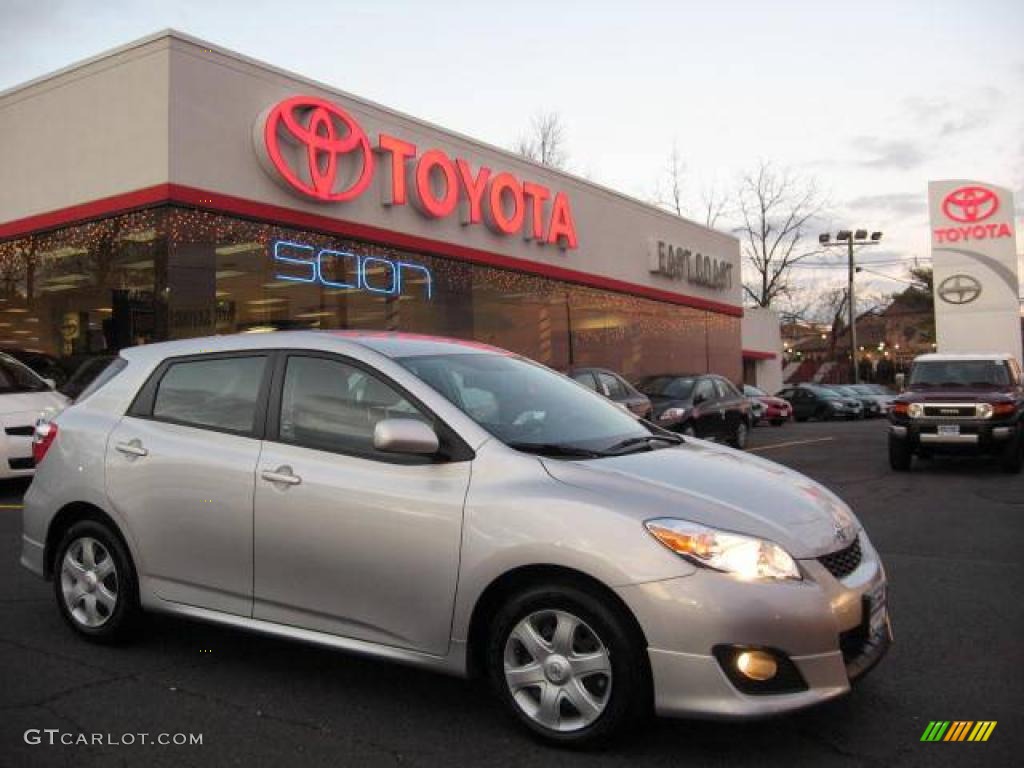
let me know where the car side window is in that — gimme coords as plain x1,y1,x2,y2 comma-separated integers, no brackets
713,378,735,399
694,379,715,403
151,356,267,434
597,372,627,398
278,356,429,457
571,371,597,391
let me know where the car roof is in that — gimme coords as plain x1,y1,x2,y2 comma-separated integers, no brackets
118,330,509,365
913,353,1016,362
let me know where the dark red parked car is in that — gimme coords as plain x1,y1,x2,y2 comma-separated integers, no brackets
743,385,792,426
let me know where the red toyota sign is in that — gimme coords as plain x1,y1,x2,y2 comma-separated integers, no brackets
258,95,578,250
942,185,999,223
933,183,1011,244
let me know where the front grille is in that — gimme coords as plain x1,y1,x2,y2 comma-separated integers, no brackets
4,425,34,437
818,537,862,580
923,405,976,418
8,457,34,470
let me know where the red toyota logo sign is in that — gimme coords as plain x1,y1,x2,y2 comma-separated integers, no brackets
942,185,999,223
256,95,579,249
262,96,374,202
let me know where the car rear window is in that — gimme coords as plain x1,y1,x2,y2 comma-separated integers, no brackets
74,358,127,402
152,356,268,434
0,354,50,394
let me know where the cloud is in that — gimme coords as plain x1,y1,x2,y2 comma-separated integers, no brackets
849,136,928,170
903,90,1002,138
847,192,927,217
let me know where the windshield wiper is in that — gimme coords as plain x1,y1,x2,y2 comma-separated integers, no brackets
506,442,608,459
603,433,684,454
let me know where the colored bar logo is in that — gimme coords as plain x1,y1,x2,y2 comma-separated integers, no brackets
920,721,997,742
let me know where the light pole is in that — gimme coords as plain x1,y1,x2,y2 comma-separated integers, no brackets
818,229,882,383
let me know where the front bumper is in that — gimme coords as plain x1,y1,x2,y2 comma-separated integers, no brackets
616,534,890,718
889,419,1016,451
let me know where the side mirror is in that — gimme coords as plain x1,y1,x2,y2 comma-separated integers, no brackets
373,418,440,456
693,393,706,405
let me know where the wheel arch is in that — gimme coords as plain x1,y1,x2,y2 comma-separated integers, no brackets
464,563,650,681
44,501,134,580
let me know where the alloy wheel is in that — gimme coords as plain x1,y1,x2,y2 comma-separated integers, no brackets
735,422,748,448
60,536,118,628
503,609,612,732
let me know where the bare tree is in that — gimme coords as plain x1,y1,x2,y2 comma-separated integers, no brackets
735,161,826,307
657,140,686,216
514,111,568,169
700,181,729,228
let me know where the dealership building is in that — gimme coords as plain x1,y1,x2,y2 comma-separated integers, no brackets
0,31,780,387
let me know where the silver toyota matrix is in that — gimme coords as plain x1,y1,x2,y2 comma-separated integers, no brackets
21,332,891,747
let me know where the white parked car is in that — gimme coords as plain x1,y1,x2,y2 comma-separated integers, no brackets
0,352,67,478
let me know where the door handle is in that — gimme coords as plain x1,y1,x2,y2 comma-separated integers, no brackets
114,440,148,457
261,466,301,486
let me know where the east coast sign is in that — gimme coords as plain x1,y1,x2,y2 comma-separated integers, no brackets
647,238,734,291
255,96,579,249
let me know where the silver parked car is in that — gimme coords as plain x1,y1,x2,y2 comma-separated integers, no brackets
21,332,890,747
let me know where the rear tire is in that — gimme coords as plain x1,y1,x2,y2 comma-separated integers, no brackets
53,519,140,643
486,583,650,748
1000,428,1022,474
889,436,912,471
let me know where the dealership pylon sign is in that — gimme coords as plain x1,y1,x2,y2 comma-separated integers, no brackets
928,180,1021,357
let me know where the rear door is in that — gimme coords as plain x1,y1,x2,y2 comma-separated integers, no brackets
105,352,272,617
714,377,744,434
252,352,470,655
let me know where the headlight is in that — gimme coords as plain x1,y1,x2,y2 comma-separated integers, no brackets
645,518,801,581
976,403,993,419
660,407,688,421
908,402,924,418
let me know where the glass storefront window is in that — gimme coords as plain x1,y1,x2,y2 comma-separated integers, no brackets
0,206,740,389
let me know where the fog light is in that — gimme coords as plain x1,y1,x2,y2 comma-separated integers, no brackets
735,650,778,681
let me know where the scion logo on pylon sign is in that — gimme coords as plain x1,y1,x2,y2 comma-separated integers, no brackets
262,96,374,202
942,186,999,223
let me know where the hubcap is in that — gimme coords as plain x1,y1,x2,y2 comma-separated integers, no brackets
60,537,118,628
503,609,612,732
736,424,747,447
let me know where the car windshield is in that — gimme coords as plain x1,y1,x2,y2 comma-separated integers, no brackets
636,376,696,399
810,388,839,399
398,353,656,455
910,360,1010,388
833,386,858,396
743,385,766,397
850,385,874,394
0,355,50,394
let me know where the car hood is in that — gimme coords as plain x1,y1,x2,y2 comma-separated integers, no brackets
541,440,859,559
900,388,1012,403
0,390,68,415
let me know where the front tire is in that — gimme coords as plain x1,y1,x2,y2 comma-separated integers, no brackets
486,583,650,748
889,436,912,471
730,420,749,449
53,520,140,643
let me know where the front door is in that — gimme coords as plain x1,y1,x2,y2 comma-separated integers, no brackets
253,353,470,655
105,353,271,617
693,378,722,438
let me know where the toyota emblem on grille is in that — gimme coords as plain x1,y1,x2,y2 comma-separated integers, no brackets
833,522,847,543
938,274,982,305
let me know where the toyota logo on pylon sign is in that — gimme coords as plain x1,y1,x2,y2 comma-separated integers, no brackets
261,96,374,202
255,95,580,250
942,185,1000,223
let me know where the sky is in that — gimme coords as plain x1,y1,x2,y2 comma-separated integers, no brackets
1,0,1022,316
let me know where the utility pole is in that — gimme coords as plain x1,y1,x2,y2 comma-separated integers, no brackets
819,229,883,383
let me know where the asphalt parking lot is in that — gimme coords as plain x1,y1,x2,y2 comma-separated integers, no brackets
1,418,1021,767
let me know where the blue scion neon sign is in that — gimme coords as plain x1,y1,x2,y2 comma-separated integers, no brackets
273,240,433,299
